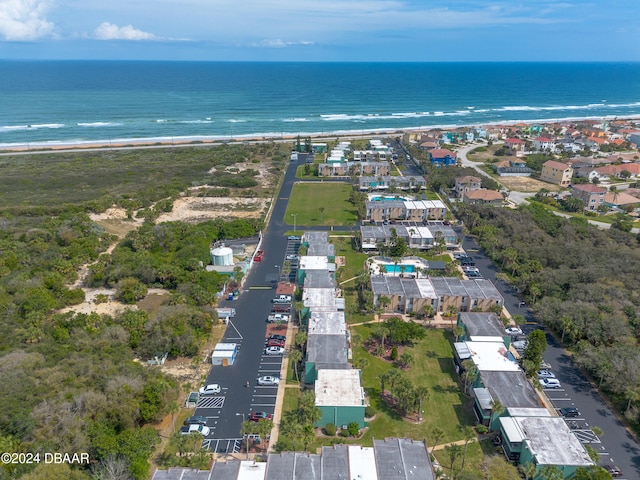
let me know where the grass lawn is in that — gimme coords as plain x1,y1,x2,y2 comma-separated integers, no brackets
353,325,477,444
295,164,319,179
285,182,357,226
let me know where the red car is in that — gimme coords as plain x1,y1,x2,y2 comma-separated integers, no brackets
272,304,290,313
249,411,273,422
266,338,285,348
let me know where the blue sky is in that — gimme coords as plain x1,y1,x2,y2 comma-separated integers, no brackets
0,0,638,61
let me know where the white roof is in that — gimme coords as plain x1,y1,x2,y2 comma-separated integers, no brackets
469,335,507,343
507,407,552,417
299,256,329,270
515,417,593,467
237,460,267,480
303,288,340,309
315,369,364,407
415,278,437,298
466,341,520,372
500,417,526,443
214,343,237,351
348,445,378,480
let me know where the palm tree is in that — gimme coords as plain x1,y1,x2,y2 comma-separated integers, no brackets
386,368,402,392
489,399,504,431
445,443,462,476
378,295,391,313
289,349,302,381
319,206,325,222
446,304,458,328
453,325,465,342
415,386,429,420
294,301,305,324
378,371,390,396
539,464,563,480
295,331,307,352
430,426,445,455
459,425,476,471
520,461,537,480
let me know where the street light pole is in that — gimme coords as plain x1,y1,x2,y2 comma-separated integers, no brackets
291,213,297,234
236,413,248,459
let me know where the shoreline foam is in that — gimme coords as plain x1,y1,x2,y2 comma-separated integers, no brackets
1,114,639,153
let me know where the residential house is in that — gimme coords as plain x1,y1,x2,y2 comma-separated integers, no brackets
504,138,526,157
604,191,640,209
454,175,482,197
532,137,555,151
493,157,532,177
360,224,458,251
428,148,457,166
571,184,607,211
540,160,573,186
462,189,504,206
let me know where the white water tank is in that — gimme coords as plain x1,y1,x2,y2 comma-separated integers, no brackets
211,246,233,266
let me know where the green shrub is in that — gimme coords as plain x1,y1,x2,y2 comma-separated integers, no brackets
390,345,398,361
476,424,488,434
364,406,376,418
347,422,360,437
324,423,336,436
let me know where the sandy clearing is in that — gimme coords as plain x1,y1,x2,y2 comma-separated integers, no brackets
155,196,268,223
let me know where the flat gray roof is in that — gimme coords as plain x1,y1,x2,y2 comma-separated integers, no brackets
371,276,422,298
481,370,540,409
264,452,321,480
308,243,335,257
153,469,213,480
303,288,340,309
210,462,240,480
431,277,503,301
459,312,505,337
307,334,349,369
373,438,434,480
304,231,329,245
303,270,336,289
321,444,349,480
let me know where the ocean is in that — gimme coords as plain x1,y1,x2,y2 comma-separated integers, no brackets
1,61,639,148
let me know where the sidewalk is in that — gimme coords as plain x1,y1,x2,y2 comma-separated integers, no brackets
268,324,298,450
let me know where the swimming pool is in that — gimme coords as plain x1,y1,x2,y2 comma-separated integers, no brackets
384,264,416,273
370,195,411,202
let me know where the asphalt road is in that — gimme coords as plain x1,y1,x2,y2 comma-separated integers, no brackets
458,229,640,479
193,153,303,453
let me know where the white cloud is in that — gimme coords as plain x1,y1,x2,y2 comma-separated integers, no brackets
251,39,314,48
0,0,55,40
94,22,156,40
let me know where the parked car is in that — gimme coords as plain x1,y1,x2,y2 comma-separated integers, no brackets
286,254,299,261
603,465,623,477
558,407,580,418
180,424,210,436
184,415,207,426
267,313,290,323
249,411,273,422
288,236,300,241
537,370,556,379
257,376,280,386
199,384,221,395
266,338,285,348
264,346,285,355
268,334,286,341
539,360,552,370
539,378,561,389
505,327,523,336
272,295,292,304
272,304,290,313
512,340,529,350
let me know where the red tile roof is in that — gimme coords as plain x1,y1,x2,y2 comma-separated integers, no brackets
572,184,606,193
430,148,456,157
505,138,525,144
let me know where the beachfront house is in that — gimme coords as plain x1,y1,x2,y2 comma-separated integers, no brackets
462,189,504,206
454,175,482,197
